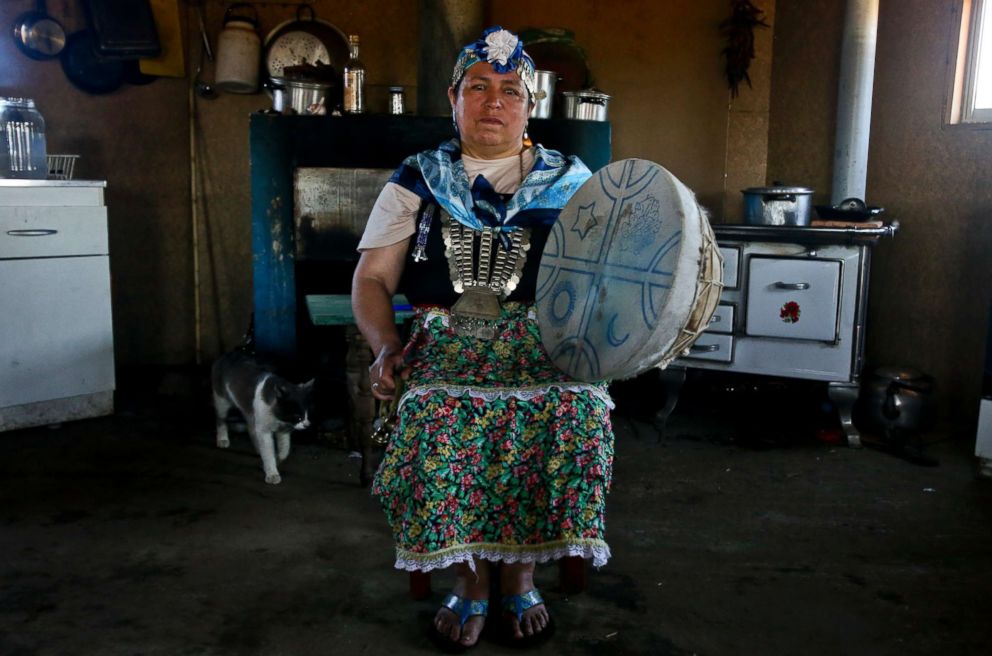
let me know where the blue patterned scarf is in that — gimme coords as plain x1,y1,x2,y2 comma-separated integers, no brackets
389,138,592,231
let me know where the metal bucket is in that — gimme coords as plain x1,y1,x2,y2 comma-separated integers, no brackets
530,70,557,118
562,88,611,121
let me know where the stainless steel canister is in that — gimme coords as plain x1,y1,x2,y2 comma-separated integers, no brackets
388,86,406,115
530,70,556,118
562,88,612,121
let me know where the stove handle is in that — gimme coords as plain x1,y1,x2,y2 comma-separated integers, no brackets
773,282,810,290
6,229,59,237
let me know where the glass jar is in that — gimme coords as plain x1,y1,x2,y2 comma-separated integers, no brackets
0,97,48,179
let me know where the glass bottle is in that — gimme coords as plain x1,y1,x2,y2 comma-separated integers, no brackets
343,35,366,114
0,97,48,179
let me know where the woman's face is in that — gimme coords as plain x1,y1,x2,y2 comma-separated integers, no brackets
449,62,531,158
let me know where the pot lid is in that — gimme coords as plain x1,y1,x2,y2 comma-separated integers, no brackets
563,87,611,100
269,76,335,89
742,186,814,195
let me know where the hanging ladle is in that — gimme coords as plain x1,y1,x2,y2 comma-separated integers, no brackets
193,5,217,99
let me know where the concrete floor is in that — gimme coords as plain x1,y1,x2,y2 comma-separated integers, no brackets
2,370,991,656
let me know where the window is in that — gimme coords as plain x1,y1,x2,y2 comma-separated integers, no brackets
952,0,992,123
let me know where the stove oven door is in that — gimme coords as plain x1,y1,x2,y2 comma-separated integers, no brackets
744,256,841,342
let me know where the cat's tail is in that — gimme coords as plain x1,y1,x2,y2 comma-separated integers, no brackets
235,313,255,355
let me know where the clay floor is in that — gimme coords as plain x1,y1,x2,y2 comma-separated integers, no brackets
1,368,990,655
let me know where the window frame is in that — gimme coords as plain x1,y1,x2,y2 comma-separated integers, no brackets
951,0,992,124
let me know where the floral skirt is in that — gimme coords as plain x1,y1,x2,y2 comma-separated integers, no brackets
371,303,615,572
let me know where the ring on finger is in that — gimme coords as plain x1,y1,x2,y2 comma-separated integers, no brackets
372,382,380,390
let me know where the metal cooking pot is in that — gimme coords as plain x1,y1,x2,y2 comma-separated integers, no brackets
856,366,936,435
267,77,333,114
742,185,814,226
562,88,611,121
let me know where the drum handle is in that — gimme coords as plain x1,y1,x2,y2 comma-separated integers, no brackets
773,282,810,290
691,343,720,353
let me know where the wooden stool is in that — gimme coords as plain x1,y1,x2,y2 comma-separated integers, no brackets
305,294,414,486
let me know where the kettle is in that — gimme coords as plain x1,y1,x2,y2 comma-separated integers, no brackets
213,3,261,93
856,366,936,436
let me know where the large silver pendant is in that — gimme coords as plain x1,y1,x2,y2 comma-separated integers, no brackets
442,213,530,339
450,288,502,339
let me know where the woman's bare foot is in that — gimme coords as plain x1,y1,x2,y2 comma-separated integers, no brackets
500,562,552,640
434,559,490,648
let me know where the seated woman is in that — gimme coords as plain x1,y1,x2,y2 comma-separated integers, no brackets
352,26,614,651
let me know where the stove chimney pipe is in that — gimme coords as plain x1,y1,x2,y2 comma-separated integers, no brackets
417,0,483,116
831,0,879,205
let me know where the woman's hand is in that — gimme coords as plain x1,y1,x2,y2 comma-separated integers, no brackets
369,343,406,400
352,239,410,401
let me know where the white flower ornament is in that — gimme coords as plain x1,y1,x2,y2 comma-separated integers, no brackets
484,30,519,67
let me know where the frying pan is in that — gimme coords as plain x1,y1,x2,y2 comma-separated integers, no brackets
60,30,125,95
12,1,67,60
814,197,884,221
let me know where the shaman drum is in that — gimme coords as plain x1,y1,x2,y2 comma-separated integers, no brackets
536,159,723,381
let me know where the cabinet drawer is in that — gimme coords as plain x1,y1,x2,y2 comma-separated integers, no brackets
0,207,108,257
719,246,740,289
706,303,735,334
0,184,104,207
745,257,841,341
684,333,734,363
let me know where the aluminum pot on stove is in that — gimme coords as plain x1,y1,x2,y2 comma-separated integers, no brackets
266,77,333,114
742,185,814,226
562,88,612,121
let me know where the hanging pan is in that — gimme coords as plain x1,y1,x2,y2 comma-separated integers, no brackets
263,5,349,78
60,30,124,95
12,0,67,60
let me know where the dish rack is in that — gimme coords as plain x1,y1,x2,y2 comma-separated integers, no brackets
47,154,79,180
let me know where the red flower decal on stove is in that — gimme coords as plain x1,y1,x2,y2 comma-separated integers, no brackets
780,301,801,323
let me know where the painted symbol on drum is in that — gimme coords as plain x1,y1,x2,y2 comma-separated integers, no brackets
549,280,576,325
616,196,662,255
571,203,599,239
780,301,801,323
606,315,630,346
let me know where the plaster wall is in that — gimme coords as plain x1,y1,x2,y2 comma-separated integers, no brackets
2,0,761,369
769,0,992,424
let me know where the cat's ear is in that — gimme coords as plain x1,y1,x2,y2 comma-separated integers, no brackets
301,379,315,393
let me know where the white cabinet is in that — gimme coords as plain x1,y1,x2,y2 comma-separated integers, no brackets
0,181,115,431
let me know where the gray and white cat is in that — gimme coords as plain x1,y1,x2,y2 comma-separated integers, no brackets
211,351,314,484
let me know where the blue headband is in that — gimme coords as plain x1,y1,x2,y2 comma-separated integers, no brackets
451,26,536,98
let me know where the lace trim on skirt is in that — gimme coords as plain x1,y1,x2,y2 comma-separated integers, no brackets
398,383,615,411
393,539,611,573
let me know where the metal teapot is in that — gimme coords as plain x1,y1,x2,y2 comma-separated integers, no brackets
856,366,936,436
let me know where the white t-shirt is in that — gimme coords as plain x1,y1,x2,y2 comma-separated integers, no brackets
357,148,536,250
